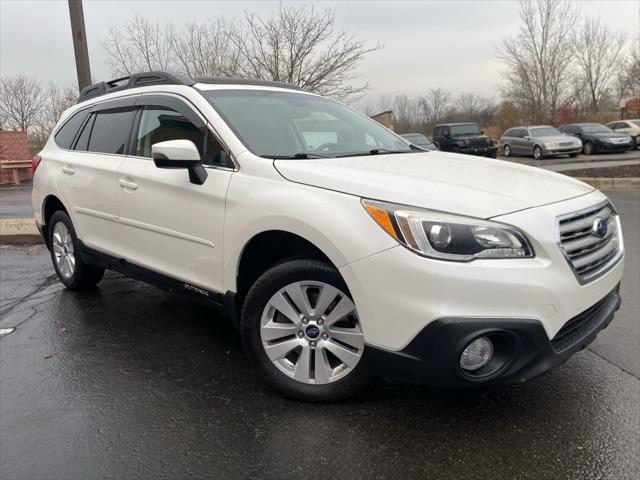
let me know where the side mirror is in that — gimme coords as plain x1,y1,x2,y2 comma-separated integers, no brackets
480,130,485,135
151,140,208,185
524,135,531,140
444,132,450,138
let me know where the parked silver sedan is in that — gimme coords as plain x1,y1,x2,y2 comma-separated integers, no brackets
499,125,582,159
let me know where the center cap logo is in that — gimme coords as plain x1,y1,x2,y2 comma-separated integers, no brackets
305,326,320,339
592,217,608,238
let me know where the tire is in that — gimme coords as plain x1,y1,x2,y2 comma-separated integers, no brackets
569,153,578,158
633,137,638,150
583,141,594,155
240,259,370,402
48,210,104,290
533,145,543,160
503,145,511,157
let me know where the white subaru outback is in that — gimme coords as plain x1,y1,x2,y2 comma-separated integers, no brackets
32,72,624,402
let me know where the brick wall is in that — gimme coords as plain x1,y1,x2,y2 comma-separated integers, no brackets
0,131,33,184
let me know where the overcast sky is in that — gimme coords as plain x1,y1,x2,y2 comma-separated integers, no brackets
1,0,638,108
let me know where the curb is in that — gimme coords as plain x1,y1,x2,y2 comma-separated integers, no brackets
0,218,43,244
574,177,640,191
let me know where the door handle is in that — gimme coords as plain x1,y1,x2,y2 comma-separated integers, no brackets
62,166,75,175
118,179,138,190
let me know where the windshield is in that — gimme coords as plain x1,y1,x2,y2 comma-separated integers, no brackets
403,134,432,145
582,124,613,134
450,124,482,136
530,127,561,138
202,89,413,158
633,120,640,127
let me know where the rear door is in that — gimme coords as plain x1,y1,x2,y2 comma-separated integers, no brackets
115,94,234,293
59,97,137,254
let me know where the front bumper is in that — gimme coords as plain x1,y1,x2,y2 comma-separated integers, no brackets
597,141,633,152
365,285,620,386
542,146,581,156
452,145,498,157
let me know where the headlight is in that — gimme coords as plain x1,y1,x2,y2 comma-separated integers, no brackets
362,200,534,261
543,142,555,148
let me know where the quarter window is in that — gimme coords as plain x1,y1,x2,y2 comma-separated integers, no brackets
88,108,135,154
54,109,89,149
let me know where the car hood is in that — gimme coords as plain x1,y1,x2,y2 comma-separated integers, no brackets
591,132,630,139
274,152,594,218
537,135,577,143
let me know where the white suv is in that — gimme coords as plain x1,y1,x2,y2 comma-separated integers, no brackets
32,72,624,402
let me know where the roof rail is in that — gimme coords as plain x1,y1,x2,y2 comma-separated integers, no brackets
77,71,196,103
194,77,304,91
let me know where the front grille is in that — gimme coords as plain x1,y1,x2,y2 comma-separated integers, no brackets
559,141,574,147
557,201,623,283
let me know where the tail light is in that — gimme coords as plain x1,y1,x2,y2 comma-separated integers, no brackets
32,155,42,174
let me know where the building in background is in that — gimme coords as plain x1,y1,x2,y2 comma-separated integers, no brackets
0,131,33,185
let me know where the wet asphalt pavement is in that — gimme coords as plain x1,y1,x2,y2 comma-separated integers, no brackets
1,192,639,480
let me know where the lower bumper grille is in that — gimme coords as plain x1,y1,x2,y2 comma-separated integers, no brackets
551,286,621,351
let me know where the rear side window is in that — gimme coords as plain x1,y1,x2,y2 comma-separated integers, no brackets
88,108,135,154
54,109,89,149
74,114,95,151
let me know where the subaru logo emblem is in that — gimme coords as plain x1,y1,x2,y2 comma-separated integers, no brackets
592,217,608,238
305,326,320,339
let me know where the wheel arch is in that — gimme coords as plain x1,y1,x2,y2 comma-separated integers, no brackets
41,195,69,246
233,229,339,314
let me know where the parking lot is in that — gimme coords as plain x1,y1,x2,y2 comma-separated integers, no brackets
0,191,638,479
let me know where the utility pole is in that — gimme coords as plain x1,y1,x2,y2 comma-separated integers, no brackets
68,0,92,91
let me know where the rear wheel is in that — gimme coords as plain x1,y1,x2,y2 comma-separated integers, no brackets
48,211,104,289
583,141,594,155
240,259,369,402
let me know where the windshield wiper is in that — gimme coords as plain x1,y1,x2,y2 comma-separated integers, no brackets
260,152,330,159
336,148,420,158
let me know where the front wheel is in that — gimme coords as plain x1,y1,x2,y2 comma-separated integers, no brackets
240,259,369,402
48,211,104,289
503,145,511,157
533,145,543,160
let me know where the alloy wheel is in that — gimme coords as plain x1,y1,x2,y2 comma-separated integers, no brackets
52,222,75,279
260,281,364,385
504,145,511,157
533,146,542,159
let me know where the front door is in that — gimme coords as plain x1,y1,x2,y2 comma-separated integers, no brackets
116,95,234,294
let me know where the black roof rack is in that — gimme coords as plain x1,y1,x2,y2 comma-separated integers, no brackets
78,72,304,103
78,71,196,103
194,77,304,91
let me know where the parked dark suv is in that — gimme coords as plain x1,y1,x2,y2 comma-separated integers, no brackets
559,123,633,155
432,123,498,158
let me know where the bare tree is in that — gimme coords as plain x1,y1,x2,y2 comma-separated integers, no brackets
0,74,45,131
572,18,626,114
616,35,640,100
169,19,241,78
102,16,175,76
418,88,450,129
497,0,579,124
231,4,380,100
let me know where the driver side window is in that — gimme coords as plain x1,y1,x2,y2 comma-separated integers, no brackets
135,106,232,168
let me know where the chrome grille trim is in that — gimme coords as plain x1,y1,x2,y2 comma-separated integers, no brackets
556,200,624,284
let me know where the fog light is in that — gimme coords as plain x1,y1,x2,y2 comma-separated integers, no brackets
460,337,493,371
